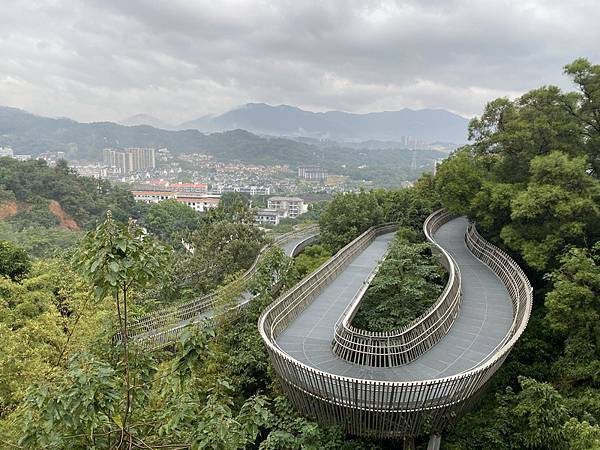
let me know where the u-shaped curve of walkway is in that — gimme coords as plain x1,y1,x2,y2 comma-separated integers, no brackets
259,212,532,441
275,217,513,381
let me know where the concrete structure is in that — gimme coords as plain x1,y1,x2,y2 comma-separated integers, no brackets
103,148,156,174
0,147,29,161
298,165,328,181
255,208,280,225
267,196,307,218
132,190,177,204
124,210,532,444
38,151,66,166
119,226,319,349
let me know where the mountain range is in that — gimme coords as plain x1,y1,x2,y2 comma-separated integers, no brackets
0,106,447,170
121,103,470,144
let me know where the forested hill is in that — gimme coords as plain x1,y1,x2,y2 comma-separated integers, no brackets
0,157,138,230
0,107,445,167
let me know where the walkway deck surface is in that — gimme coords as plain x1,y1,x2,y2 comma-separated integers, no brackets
276,217,514,381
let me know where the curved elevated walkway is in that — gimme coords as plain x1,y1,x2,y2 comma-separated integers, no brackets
276,217,513,381
259,212,532,439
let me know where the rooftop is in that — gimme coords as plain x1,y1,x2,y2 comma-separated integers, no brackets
269,196,304,202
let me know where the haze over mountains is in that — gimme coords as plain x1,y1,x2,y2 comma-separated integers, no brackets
122,103,470,144
119,114,172,130
0,106,447,170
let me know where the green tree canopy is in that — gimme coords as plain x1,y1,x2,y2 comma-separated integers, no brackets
0,240,31,281
141,199,202,248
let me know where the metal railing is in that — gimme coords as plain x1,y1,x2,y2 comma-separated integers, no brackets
331,209,462,367
116,225,319,348
258,212,532,439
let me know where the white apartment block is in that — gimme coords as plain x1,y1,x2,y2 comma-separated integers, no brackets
298,165,328,181
103,148,156,174
255,208,280,226
267,196,307,219
176,195,220,213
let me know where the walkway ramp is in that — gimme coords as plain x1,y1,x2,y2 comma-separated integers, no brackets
276,217,513,381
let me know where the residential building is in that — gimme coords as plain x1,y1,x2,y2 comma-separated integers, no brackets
38,151,66,166
298,165,328,181
255,208,280,226
175,195,220,212
210,185,271,196
131,190,220,212
132,190,177,204
267,196,307,218
103,148,156,174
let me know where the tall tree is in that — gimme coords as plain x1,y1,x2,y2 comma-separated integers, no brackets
74,211,166,448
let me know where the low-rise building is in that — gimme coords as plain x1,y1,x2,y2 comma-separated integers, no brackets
267,196,307,218
255,208,280,226
0,147,31,161
210,185,271,196
132,190,178,203
131,190,220,212
176,195,220,213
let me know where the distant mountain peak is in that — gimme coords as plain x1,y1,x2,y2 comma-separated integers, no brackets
119,114,172,129
178,103,469,144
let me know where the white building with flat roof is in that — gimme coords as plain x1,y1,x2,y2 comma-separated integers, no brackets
132,190,220,213
255,208,280,225
267,196,307,219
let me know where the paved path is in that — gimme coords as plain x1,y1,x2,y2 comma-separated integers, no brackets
276,217,513,381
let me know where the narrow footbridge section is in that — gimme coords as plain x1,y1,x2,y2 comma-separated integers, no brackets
258,210,532,439
123,226,318,349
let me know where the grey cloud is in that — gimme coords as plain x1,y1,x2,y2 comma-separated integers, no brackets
0,0,598,123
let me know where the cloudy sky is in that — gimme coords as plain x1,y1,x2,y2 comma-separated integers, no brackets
1,0,599,124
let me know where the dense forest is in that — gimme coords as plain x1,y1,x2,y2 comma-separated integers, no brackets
0,58,599,449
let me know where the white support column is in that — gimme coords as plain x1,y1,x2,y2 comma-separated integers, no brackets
427,434,442,450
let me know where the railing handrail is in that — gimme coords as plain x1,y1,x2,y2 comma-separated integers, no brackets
118,224,319,347
343,209,457,336
329,209,462,366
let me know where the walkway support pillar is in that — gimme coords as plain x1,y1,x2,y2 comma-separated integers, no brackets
403,437,415,450
427,434,442,450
